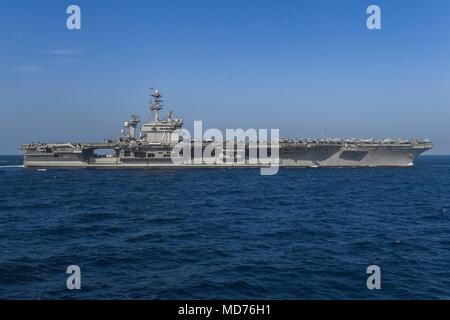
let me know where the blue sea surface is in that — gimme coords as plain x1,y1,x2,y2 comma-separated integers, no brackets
0,155,449,299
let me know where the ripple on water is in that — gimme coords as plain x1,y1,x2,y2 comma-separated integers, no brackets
1,155,450,299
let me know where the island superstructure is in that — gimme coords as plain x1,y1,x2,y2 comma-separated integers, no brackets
20,89,432,168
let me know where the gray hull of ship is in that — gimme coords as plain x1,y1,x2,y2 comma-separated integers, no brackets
22,146,427,169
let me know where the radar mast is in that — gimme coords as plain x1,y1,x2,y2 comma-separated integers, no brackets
150,88,163,122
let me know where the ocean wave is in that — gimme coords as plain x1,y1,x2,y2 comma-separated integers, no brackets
1,155,450,299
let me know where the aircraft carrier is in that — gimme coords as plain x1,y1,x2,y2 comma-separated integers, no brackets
20,89,432,169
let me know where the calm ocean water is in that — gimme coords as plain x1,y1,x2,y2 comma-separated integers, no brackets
0,155,449,299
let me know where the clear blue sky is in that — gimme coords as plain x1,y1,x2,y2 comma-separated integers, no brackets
1,0,449,154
